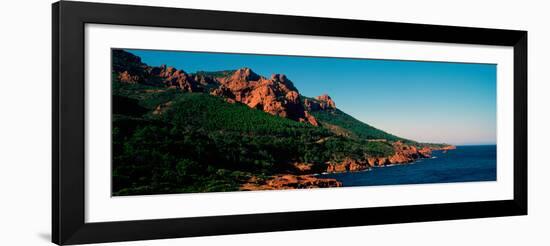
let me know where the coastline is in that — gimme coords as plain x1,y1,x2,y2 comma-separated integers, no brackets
240,142,457,191
320,145,497,187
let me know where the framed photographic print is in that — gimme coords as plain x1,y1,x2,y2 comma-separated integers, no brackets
52,1,527,245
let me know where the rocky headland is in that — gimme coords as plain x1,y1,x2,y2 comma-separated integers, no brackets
241,142,456,190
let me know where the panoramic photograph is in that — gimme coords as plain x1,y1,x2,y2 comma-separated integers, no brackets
111,48,497,196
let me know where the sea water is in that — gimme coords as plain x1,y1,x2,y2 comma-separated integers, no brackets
321,145,497,187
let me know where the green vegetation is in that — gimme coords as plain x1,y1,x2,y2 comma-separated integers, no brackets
112,80,402,195
110,47,448,195
164,93,323,134
111,49,447,195
311,108,407,142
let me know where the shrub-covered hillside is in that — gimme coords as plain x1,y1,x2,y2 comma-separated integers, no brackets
111,49,451,195
112,80,395,195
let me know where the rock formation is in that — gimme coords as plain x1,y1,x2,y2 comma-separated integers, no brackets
215,69,318,125
304,94,336,111
240,174,342,190
326,141,455,173
418,147,433,158
149,65,201,92
315,94,336,109
326,158,369,173
113,49,326,126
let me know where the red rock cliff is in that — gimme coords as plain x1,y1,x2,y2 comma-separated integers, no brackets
213,68,319,125
113,50,328,126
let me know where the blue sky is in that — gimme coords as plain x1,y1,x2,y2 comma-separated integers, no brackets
126,49,496,145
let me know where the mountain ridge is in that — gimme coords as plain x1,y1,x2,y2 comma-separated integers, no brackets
111,49,455,195
112,49,416,143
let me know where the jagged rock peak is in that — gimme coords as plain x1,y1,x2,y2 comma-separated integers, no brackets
112,50,318,125
232,67,260,81
270,73,287,81
315,94,336,109
270,73,297,92
316,93,332,101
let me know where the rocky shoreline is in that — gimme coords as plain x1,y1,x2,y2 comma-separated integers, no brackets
240,142,456,191
326,141,456,173
240,175,342,191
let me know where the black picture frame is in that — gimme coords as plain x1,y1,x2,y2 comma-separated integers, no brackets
52,1,527,245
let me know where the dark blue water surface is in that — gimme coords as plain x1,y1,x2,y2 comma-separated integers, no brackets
320,145,496,187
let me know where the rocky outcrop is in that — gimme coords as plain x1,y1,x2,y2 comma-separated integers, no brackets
240,174,342,190
113,49,214,92
304,94,337,111
216,69,318,125
303,111,319,126
117,71,140,84
112,50,324,126
326,158,369,173
193,73,219,87
387,141,420,164
438,145,457,151
367,157,389,167
148,65,201,92
315,94,336,109
292,162,314,173
418,147,433,158
330,142,456,171
379,141,442,165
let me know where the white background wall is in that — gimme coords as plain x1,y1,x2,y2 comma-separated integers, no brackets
0,0,548,245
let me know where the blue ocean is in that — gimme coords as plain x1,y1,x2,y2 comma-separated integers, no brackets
320,145,496,187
